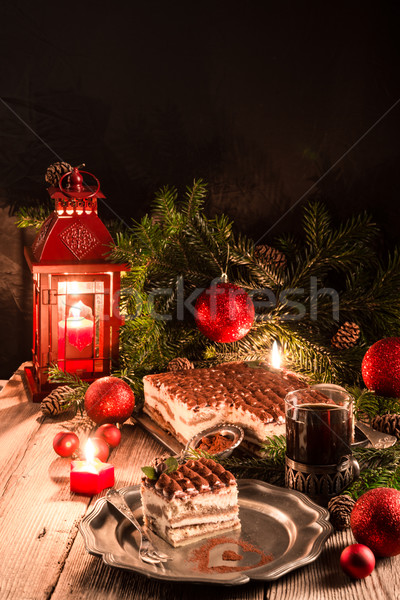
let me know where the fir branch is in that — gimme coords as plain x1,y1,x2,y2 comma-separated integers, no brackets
152,185,184,233
287,203,379,287
350,387,400,422
182,179,208,219
346,444,400,499
340,248,400,340
302,201,332,251
350,387,380,422
185,212,226,275
48,364,89,390
275,233,301,262
260,434,287,463
47,365,89,413
15,205,51,229
228,232,285,288
219,454,285,486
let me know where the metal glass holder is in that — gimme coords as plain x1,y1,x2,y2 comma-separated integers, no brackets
285,454,360,506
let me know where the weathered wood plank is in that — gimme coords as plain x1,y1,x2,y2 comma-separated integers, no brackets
0,365,42,498
0,372,93,600
266,527,400,600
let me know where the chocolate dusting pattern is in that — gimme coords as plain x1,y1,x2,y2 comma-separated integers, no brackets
142,458,236,500
144,362,309,422
188,536,274,573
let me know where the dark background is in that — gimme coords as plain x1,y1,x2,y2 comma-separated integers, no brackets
0,1,399,379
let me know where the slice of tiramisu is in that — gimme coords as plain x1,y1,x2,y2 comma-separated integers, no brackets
143,362,306,449
140,457,240,547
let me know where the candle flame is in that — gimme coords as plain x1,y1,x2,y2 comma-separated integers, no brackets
271,341,281,369
70,305,81,319
69,300,86,319
85,438,95,462
67,281,82,295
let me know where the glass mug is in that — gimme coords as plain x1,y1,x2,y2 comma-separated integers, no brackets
284,384,359,505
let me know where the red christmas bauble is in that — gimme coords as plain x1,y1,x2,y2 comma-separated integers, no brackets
362,337,400,397
350,487,400,557
84,377,135,425
53,431,79,457
90,437,110,462
95,424,122,448
340,544,375,579
194,282,255,343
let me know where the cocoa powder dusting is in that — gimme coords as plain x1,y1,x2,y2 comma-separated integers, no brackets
222,550,242,561
188,537,273,574
197,433,233,454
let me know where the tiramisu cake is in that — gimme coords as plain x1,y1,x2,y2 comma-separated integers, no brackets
143,362,306,450
141,457,240,547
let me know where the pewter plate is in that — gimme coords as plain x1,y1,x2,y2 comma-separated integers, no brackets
79,479,332,585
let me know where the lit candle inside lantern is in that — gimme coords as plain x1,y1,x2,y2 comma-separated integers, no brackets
271,340,281,369
58,300,94,352
70,438,114,496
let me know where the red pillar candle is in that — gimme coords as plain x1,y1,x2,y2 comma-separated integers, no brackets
70,439,114,495
58,301,94,352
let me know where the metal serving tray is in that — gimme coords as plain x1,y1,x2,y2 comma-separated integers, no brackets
79,479,332,585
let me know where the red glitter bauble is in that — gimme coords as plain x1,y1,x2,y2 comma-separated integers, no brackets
194,282,255,343
361,337,400,397
84,377,135,425
350,487,400,557
53,431,79,457
95,424,122,448
340,544,375,579
90,437,110,462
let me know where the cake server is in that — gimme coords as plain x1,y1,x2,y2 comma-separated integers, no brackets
106,488,170,565
355,421,397,449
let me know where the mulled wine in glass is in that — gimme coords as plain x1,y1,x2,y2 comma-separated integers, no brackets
284,384,359,505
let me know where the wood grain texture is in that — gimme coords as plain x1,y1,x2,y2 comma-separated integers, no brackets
0,368,92,600
266,529,400,600
1,367,400,600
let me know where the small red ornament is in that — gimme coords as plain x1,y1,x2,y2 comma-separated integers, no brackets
361,337,400,397
194,282,255,343
340,544,375,579
53,431,80,457
350,487,400,557
84,376,135,425
90,437,110,462
96,424,122,448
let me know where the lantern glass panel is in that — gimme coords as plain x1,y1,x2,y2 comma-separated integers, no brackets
56,279,105,374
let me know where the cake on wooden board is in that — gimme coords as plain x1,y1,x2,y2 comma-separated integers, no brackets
140,457,240,547
143,362,307,449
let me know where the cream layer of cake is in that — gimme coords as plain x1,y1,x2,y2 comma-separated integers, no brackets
143,362,306,447
141,458,240,547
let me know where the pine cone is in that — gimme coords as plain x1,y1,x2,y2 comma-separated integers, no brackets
64,413,96,435
167,357,194,372
331,321,360,350
327,494,356,530
40,385,74,416
45,161,72,187
371,413,400,439
254,244,287,270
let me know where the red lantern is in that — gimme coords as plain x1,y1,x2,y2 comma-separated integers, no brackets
24,167,127,401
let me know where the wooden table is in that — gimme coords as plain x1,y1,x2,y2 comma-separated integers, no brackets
1,365,399,600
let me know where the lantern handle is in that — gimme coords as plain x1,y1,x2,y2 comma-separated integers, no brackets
59,168,100,199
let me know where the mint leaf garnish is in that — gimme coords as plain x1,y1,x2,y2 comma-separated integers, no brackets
141,466,157,479
164,456,179,473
